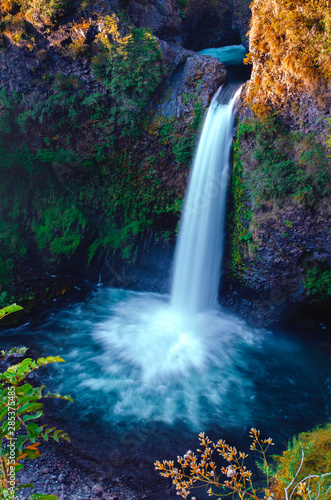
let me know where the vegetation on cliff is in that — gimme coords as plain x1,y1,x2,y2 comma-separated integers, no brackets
0,4,212,305
246,0,331,105
227,0,331,310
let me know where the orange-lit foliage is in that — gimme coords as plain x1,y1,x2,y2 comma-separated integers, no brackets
271,424,331,500
246,0,331,104
156,429,275,499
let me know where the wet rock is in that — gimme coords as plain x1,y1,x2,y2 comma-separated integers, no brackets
19,474,30,484
102,494,118,500
181,0,247,51
157,41,226,118
91,483,104,496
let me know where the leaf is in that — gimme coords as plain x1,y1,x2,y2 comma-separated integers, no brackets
26,422,43,441
22,447,41,459
23,410,44,422
18,482,34,489
18,402,43,416
0,304,23,320
48,393,74,402
0,405,8,421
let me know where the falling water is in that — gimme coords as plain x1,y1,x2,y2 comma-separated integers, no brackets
171,85,242,314
1,69,330,454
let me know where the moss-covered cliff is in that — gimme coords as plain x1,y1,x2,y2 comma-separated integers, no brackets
0,0,226,313
223,0,331,327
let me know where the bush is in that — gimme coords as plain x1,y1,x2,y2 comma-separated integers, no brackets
0,306,72,499
156,427,331,500
304,262,331,298
156,429,275,499
92,15,164,134
18,0,73,26
272,424,331,500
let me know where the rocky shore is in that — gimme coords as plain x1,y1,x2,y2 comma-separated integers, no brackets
17,438,177,500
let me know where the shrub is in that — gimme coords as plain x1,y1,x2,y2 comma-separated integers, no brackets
304,262,331,298
18,0,72,26
155,428,275,499
92,15,164,134
272,424,331,500
156,427,331,500
0,306,72,499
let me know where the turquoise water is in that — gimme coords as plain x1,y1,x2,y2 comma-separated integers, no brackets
1,286,330,463
199,45,247,65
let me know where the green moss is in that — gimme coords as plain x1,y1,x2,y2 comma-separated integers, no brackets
238,114,330,208
32,199,87,258
304,261,331,298
229,120,254,276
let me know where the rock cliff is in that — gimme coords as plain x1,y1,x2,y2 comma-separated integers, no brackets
222,0,331,328
0,0,226,315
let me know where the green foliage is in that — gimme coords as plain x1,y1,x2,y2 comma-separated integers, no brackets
176,0,187,18
0,339,72,499
32,198,87,258
304,262,331,298
91,15,164,134
229,114,330,277
156,428,275,499
17,0,73,26
238,115,330,208
0,210,29,285
80,147,181,263
0,308,72,499
0,305,22,323
229,121,253,275
0,14,196,276
0,90,13,135
327,118,331,151
272,424,331,500
18,74,86,133
0,354,72,499
0,304,23,321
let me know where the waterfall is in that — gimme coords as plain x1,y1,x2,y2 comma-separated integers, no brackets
170,84,242,314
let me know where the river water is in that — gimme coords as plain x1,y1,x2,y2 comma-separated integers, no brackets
1,46,330,489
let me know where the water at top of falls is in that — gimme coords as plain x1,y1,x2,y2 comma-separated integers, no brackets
170,85,242,315
199,45,247,66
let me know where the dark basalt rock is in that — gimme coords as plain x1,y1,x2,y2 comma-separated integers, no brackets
124,0,182,42
181,0,251,51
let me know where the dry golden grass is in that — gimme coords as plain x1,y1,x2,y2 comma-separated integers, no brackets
246,0,331,105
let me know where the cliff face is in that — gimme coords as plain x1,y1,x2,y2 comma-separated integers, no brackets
0,0,226,312
1,0,329,327
180,0,251,50
223,0,331,328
